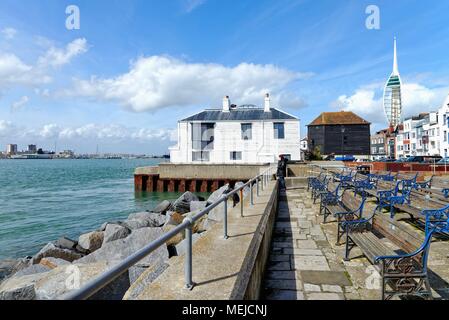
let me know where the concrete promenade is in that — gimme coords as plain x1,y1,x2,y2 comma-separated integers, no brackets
262,184,449,300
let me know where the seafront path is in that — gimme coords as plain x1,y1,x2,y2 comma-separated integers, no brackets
262,185,449,300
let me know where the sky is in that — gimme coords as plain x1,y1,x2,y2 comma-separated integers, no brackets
1,0,449,154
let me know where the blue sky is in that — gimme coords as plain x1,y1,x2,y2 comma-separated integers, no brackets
1,0,449,154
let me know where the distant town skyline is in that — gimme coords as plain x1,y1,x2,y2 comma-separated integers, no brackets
1,0,449,153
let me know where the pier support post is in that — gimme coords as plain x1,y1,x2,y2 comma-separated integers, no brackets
189,180,197,193
179,180,186,193
134,175,143,192
157,180,165,193
168,180,175,193
211,180,219,192
223,197,228,239
200,180,208,193
146,176,155,192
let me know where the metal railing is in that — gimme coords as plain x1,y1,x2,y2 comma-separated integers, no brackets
64,165,277,300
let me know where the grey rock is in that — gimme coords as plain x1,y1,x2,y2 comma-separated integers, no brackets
124,262,169,300
152,200,172,214
174,233,204,256
207,184,231,204
39,258,71,269
164,211,184,226
75,245,90,255
127,212,166,228
76,228,168,268
103,224,131,245
207,197,234,223
55,237,77,250
173,192,199,214
190,201,207,213
78,231,104,252
123,219,151,230
31,243,83,265
0,272,48,300
33,262,129,300
0,259,20,282
13,265,51,278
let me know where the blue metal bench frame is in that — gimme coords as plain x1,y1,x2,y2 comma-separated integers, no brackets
319,182,343,222
368,171,394,183
343,205,448,300
353,175,378,197
307,172,324,191
334,193,367,245
311,175,330,203
376,181,412,218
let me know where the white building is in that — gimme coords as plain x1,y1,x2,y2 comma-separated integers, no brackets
6,144,18,155
438,94,449,157
170,94,301,164
300,137,308,161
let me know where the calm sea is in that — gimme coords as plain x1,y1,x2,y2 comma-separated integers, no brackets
0,159,192,260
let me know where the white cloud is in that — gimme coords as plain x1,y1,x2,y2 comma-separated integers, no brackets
11,96,29,111
184,0,207,13
0,53,51,87
67,55,306,112
334,82,449,126
38,38,88,68
1,27,17,40
0,120,17,138
4,122,175,143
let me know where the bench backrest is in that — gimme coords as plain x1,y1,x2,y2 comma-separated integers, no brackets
341,191,364,212
327,180,340,194
432,176,449,189
373,215,422,253
396,172,418,182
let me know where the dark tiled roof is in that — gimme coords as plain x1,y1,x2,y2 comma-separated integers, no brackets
308,111,370,126
180,108,298,122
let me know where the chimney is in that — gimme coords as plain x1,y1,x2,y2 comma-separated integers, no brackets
223,96,230,112
264,93,271,112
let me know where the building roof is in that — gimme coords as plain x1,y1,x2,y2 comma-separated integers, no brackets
180,107,298,122
308,111,370,126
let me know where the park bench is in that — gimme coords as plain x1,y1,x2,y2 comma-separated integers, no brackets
311,175,330,203
343,204,449,300
394,172,419,189
429,176,449,198
334,169,356,188
307,172,324,191
321,190,366,242
318,180,342,217
348,173,377,196
393,191,448,220
368,171,394,182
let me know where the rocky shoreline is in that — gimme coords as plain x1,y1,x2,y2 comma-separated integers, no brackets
0,183,248,300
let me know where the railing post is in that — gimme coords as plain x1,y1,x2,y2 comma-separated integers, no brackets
250,181,254,206
223,196,228,239
240,189,244,217
184,219,194,290
256,177,260,197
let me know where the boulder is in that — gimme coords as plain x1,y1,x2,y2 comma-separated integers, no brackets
172,192,199,214
184,212,207,234
31,243,83,265
78,231,104,253
0,259,21,282
13,265,51,278
127,212,166,228
123,219,151,230
124,262,169,300
207,184,231,205
190,201,207,213
174,233,204,256
34,262,130,300
39,258,71,269
103,224,131,245
76,228,169,268
0,272,47,300
164,211,184,226
152,200,172,214
55,237,78,250
207,197,234,223
162,224,184,246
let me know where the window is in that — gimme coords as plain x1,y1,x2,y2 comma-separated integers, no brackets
274,123,285,139
241,123,252,140
230,151,242,161
192,151,210,162
192,123,215,151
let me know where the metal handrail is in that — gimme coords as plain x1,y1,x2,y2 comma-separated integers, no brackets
64,165,276,300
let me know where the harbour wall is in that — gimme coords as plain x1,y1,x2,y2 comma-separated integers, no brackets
134,163,271,193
